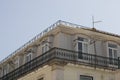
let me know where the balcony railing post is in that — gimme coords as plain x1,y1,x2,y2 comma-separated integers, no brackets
118,57,120,69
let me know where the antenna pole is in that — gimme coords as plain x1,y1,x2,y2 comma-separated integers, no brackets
92,16,102,29
92,16,94,29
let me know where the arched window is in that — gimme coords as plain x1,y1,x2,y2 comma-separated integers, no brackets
25,53,32,63
14,57,20,68
77,37,88,53
76,37,89,59
107,42,118,65
41,40,50,54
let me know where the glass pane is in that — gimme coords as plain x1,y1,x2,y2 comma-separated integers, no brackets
29,54,32,60
45,44,48,52
26,56,29,62
78,52,83,59
108,43,117,48
42,46,45,53
109,49,113,64
80,75,93,80
78,37,88,42
109,49,112,58
78,42,83,59
26,53,32,62
78,37,84,41
114,50,117,59
84,38,88,42
83,43,88,53
15,58,19,68
78,42,82,52
114,50,118,65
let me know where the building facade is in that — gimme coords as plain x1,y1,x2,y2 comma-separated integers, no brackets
0,20,120,80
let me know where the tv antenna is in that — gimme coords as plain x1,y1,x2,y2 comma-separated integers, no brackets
92,16,102,29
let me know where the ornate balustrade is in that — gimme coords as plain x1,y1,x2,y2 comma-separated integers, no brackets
0,47,120,80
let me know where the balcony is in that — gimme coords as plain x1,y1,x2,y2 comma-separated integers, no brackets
0,47,120,80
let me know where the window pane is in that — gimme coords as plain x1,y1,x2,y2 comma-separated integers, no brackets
109,49,113,64
114,50,117,58
109,49,112,58
78,37,84,41
80,75,93,80
108,43,117,48
15,58,19,68
78,42,83,59
3,65,8,75
83,43,88,53
78,42,82,52
26,53,32,62
45,44,48,52
42,43,49,53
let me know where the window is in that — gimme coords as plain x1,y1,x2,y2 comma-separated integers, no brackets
77,37,88,59
108,43,118,64
42,43,49,54
14,57,19,68
3,65,8,75
77,37,88,53
80,75,93,80
25,53,32,63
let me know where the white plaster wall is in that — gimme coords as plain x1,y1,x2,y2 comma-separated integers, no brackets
53,32,73,50
64,64,116,80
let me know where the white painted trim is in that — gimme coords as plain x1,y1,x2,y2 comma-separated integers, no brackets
107,42,118,58
24,52,33,63
15,56,20,68
41,43,49,54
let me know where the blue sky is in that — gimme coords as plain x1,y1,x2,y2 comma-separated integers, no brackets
0,0,120,61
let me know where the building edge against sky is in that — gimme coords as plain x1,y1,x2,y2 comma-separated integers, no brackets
0,20,91,64
0,20,120,80
1,20,120,65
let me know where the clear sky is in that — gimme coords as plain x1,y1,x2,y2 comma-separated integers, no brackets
0,0,120,61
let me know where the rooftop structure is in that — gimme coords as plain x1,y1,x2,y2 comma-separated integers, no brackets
0,20,120,80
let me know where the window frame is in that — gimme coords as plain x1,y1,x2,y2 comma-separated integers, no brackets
14,56,20,68
76,37,89,59
107,42,118,59
3,64,8,75
107,42,118,65
42,43,49,54
25,52,33,63
77,37,89,53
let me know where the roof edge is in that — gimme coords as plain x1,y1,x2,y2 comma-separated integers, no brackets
0,20,120,64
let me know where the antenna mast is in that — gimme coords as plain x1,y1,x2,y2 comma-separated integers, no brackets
92,16,102,29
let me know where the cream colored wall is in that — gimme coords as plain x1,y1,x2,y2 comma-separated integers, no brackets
53,31,120,58
95,41,104,56
36,36,54,57
17,63,120,80
115,70,120,80
64,64,116,80
18,65,52,80
36,45,42,57
53,32,73,50
73,33,105,56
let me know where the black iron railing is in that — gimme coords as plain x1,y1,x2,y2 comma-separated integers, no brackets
0,47,120,80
